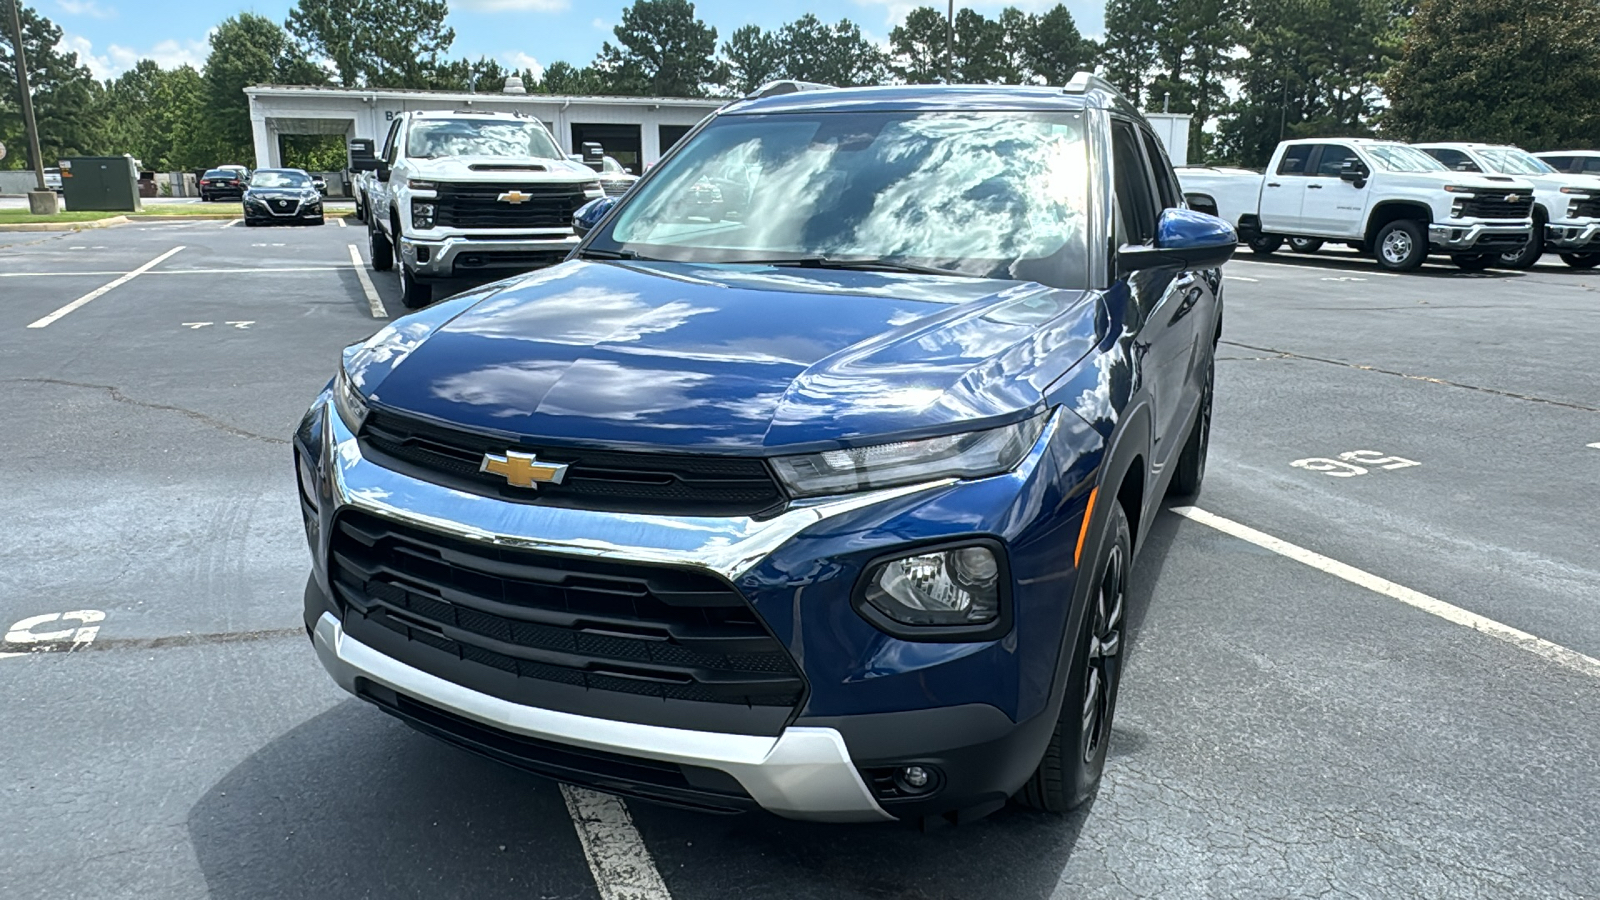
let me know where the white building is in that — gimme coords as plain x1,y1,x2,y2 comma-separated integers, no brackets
244,83,726,174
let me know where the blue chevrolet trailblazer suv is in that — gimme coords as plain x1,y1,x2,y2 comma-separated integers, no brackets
293,74,1236,826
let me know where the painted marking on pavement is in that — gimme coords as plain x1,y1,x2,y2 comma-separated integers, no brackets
1227,275,1260,283
1292,450,1420,478
220,218,239,229
337,217,347,228
225,320,253,329
347,243,387,319
1170,506,1600,680
1230,259,1401,278
26,246,184,329
1589,443,1600,450
3,266,352,278
181,322,211,330
561,785,672,900
1,610,106,658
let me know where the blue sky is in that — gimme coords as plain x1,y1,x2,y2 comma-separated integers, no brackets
46,0,1106,81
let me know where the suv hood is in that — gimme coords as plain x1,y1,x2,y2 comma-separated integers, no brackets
349,261,1101,453
405,155,597,183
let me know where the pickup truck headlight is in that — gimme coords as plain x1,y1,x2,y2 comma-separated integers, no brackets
863,544,1004,626
1442,185,1478,195
332,368,370,432
770,412,1047,498
411,202,435,230
584,181,605,199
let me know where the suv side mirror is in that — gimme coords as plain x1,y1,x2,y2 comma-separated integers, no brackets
1339,160,1369,186
573,196,618,237
1118,208,1238,273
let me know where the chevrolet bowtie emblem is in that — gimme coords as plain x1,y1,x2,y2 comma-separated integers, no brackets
498,190,532,204
480,450,568,489
1505,194,1520,203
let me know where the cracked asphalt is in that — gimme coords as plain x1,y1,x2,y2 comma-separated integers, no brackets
1,227,1597,899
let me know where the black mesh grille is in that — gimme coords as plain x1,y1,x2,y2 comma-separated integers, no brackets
329,510,805,713
359,409,787,517
1572,197,1600,219
434,181,591,229
1458,193,1534,220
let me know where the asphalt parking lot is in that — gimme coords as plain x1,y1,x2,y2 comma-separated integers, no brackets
2,225,1598,899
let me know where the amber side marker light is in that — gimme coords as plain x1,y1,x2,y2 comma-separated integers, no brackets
1073,486,1098,566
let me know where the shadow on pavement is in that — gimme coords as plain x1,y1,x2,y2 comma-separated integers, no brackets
187,700,597,900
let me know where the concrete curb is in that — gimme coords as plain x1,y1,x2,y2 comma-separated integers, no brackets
0,216,129,232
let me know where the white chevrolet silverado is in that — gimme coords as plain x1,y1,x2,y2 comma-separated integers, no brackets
351,110,605,307
1415,142,1600,270
1178,138,1537,271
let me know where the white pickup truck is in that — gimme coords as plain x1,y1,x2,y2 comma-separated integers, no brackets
1414,142,1600,270
351,110,606,307
1178,138,1537,271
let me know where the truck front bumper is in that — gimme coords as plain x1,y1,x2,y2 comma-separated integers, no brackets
400,233,580,279
1427,222,1531,251
1546,221,1600,250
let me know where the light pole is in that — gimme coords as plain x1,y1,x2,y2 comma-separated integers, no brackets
6,0,56,213
945,1,954,83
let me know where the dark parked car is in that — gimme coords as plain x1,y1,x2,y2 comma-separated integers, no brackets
294,75,1234,826
198,168,245,202
243,168,325,227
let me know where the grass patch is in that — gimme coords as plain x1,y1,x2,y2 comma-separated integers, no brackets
0,209,123,224
0,201,352,225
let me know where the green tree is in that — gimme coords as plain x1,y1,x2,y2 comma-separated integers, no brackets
1384,0,1600,147
1099,0,1162,104
539,60,609,94
100,60,206,170
0,0,105,168
1024,6,1095,86
889,6,948,84
286,0,454,88
597,0,724,97
722,24,783,94
195,14,317,165
775,14,888,87
1099,0,1238,156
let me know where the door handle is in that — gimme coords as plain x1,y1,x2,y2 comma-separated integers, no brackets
1266,182,1281,188
1307,184,1324,190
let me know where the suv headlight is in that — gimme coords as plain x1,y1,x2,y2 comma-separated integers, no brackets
770,412,1047,498
861,544,1004,628
332,368,369,432
412,202,435,230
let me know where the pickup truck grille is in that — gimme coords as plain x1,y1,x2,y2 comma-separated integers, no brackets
1571,196,1600,219
434,181,592,230
359,409,788,517
1458,193,1533,220
328,511,805,732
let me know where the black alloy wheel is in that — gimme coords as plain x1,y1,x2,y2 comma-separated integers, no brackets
1016,501,1132,813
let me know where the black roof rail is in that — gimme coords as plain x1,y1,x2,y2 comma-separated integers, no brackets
745,80,834,100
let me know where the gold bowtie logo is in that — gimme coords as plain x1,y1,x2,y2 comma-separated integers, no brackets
498,190,532,204
480,450,568,489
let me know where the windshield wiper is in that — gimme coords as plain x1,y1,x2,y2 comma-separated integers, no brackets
740,256,970,277
575,248,641,261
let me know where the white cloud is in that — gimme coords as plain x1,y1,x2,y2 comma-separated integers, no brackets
592,18,609,30
501,52,546,81
56,0,116,18
58,32,207,80
454,0,570,11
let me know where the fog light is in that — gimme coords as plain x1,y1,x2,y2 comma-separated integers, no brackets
863,545,1001,627
902,767,929,788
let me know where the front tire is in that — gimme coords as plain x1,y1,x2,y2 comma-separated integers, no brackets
1451,253,1496,271
1167,359,1213,498
1374,220,1427,271
1248,235,1283,256
1288,237,1323,254
399,264,432,309
1017,502,1131,813
1499,218,1544,269
1560,252,1599,269
368,219,393,272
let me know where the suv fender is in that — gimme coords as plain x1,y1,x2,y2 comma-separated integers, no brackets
1363,201,1431,252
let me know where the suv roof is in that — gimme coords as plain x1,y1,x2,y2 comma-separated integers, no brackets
407,109,527,120
723,80,1139,119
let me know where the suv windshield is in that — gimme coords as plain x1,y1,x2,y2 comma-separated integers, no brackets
1365,144,1448,173
407,119,562,160
592,111,1091,287
1478,147,1556,175
250,171,311,188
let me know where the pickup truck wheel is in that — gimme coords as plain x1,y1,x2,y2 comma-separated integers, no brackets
1559,252,1599,269
1450,253,1497,272
1167,359,1212,498
368,219,393,272
399,264,432,309
1248,236,1282,255
1288,237,1323,254
1016,502,1130,813
1375,220,1426,271
1499,234,1543,269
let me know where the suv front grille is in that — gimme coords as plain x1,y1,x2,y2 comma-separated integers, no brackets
329,511,805,733
434,181,590,229
1459,193,1533,220
360,410,787,517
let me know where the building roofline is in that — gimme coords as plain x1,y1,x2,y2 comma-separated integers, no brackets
244,84,725,107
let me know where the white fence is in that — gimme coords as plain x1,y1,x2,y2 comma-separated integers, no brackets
0,171,45,194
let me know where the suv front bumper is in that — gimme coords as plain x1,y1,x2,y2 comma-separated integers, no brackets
400,233,580,279
1428,222,1531,251
1546,221,1600,250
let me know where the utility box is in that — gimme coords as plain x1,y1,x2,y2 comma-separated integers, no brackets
60,156,142,212
1142,113,1193,167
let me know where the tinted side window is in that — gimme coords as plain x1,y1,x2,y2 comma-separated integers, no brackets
1585,158,1600,174
1536,155,1569,172
1112,120,1159,245
1314,144,1361,177
381,119,402,164
1424,148,1481,172
1140,129,1181,210
1277,145,1314,176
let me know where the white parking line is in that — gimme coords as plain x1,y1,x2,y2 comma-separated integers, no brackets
1170,506,1600,680
2,266,354,277
26,246,185,329
1226,275,1260,283
347,244,387,318
1589,442,1600,450
219,218,239,229
1230,259,1400,278
337,217,347,228
560,785,672,900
